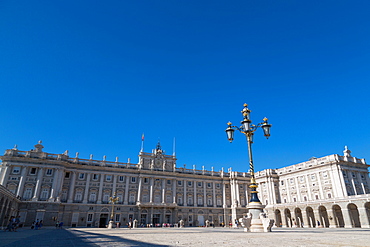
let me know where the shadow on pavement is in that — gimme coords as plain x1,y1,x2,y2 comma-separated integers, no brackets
71,229,171,247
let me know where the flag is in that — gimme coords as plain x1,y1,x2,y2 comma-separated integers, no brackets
142,133,145,141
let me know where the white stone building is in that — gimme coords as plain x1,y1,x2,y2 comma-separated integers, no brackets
0,142,369,228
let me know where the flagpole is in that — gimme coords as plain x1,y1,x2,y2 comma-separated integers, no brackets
141,133,145,152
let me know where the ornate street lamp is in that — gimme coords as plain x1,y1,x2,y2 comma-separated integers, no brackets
225,103,271,232
107,192,119,229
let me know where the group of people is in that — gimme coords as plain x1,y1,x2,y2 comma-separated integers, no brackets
55,221,64,229
4,216,20,232
31,219,43,230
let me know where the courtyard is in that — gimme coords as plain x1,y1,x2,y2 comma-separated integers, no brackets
1,227,369,247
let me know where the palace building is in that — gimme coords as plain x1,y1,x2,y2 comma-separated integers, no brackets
0,141,369,229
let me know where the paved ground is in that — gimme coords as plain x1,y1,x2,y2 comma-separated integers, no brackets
1,227,370,247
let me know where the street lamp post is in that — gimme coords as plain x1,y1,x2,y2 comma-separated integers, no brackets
225,103,271,232
107,192,119,229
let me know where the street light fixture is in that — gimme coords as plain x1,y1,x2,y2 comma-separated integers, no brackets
107,192,119,229
225,103,271,232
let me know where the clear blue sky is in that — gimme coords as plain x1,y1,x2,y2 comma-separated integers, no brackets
1,1,369,173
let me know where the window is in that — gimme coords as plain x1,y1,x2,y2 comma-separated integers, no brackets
12,167,20,174
119,176,124,182
89,206,94,210
216,183,221,189
352,172,356,178
89,192,96,202
40,188,49,199
106,175,112,181
115,214,120,222
315,195,319,200
23,188,33,199
177,197,182,205
87,213,93,222
197,182,202,187
167,180,171,185
342,171,347,177
65,172,70,178
30,168,37,175
93,174,99,180
304,196,307,201
75,191,82,201
144,178,149,184
328,193,332,199
46,169,53,176
178,180,183,186
293,198,296,202
290,178,294,184
188,181,192,187
281,180,284,186
79,173,85,179
131,177,136,183
207,183,212,188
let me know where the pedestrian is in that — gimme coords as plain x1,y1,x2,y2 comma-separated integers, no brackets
59,221,64,229
35,219,39,230
56,221,59,228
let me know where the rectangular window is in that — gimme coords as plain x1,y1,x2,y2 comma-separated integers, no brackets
12,167,20,174
167,180,171,185
119,176,124,182
87,213,93,222
93,174,99,180
79,173,85,179
46,169,53,176
131,177,136,183
207,183,212,188
197,182,202,187
216,183,221,189
178,180,183,186
30,168,37,175
65,172,70,178
106,175,112,181
188,181,192,187
144,178,149,184
115,214,120,222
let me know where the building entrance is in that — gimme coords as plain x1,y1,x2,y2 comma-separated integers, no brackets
153,214,161,225
99,214,108,228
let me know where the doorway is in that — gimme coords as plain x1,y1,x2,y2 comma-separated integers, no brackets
99,214,108,228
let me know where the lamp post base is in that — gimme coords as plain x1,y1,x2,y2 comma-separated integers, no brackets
247,202,265,233
107,220,114,229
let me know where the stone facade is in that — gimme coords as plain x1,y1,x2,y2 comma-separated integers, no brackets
0,142,369,228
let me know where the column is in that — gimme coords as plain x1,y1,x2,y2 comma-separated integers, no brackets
183,179,187,206
222,182,226,207
244,183,249,205
326,208,337,228
301,210,310,228
341,208,353,228
55,170,64,202
67,171,76,203
358,207,370,228
351,175,357,195
337,167,348,197
83,173,91,203
112,175,117,193
137,176,142,203
316,172,325,199
161,179,165,203
49,169,60,201
235,180,240,206
124,176,129,205
313,209,320,227
330,167,344,197
280,210,287,227
270,177,277,204
149,177,154,203
285,179,291,203
193,181,197,206
212,182,216,207
16,166,27,197
0,165,10,186
305,175,312,201
203,181,206,206
97,173,104,204
294,177,301,202
230,179,235,206
32,168,44,201
172,179,176,204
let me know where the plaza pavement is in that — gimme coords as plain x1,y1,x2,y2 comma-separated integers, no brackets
1,226,369,247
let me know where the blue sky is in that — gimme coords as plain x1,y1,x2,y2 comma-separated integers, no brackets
1,1,369,173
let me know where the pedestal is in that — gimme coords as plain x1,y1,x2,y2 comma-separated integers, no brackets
107,220,114,229
247,202,265,233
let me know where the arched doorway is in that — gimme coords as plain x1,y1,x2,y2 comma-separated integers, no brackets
348,203,361,228
284,209,292,228
318,206,329,228
332,205,344,228
306,207,315,228
274,209,282,227
294,208,303,228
